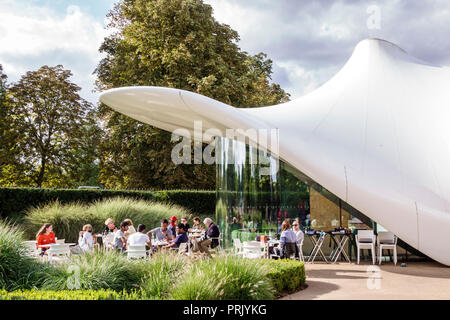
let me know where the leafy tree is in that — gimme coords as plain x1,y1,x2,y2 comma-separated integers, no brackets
0,65,17,174
1,65,102,188
0,65,6,102
95,0,290,190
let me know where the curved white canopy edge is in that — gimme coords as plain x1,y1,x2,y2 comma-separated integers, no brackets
100,38,450,265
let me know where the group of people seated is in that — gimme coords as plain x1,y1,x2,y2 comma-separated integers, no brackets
34,215,221,257
101,215,221,255
272,218,304,259
35,222,97,255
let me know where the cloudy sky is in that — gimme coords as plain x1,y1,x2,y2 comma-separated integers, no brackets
1,0,450,104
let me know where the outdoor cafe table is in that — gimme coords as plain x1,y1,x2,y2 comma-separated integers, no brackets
38,243,76,248
152,240,169,251
305,231,329,263
153,240,169,246
327,231,351,263
188,231,205,252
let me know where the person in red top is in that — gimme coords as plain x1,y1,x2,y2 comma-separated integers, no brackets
168,216,177,241
36,223,56,255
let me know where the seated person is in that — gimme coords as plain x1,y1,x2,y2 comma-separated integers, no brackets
113,221,129,251
78,224,95,252
36,223,56,255
168,216,178,240
180,217,190,232
189,217,203,231
104,218,117,235
123,218,136,237
293,220,304,243
198,218,220,255
147,219,173,242
274,219,298,259
127,224,152,248
163,223,188,250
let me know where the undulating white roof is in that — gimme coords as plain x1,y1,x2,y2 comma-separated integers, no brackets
100,38,450,265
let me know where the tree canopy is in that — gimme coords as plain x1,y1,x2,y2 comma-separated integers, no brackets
95,0,290,190
0,65,16,173
0,65,102,188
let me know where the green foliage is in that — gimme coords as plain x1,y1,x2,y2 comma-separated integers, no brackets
0,65,16,172
0,289,138,300
1,65,101,188
170,254,274,300
139,252,186,299
0,221,51,290
0,225,305,299
24,197,190,242
0,187,215,221
95,0,290,190
261,259,306,294
41,250,150,292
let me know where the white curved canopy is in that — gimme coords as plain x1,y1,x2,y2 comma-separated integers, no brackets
100,38,450,265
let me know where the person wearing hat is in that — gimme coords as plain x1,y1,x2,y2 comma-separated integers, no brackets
168,216,178,241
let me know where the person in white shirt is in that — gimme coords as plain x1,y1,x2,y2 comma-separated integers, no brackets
78,224,95,252
292,220,304,245
127,224,152,247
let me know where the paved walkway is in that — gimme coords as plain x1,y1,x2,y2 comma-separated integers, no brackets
283,261,450,300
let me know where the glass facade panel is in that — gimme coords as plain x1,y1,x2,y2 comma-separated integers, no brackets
215,136,373,246
215,136,428,262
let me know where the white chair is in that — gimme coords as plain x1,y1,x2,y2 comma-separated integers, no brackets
56,239,65,244
22,240,39,258
233,238,243,255
127,245,147,259
209,235,222,253
356,230,376,264
297,239,305,262
103,233,115,250
177,242,189,255
242,241,265,259
377,231,397,265
47,244,71,264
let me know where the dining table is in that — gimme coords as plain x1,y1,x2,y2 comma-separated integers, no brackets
38,243,76,248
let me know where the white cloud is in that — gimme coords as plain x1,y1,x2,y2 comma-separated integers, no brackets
1,0,450,103
205,0,450,100
0,2,109,104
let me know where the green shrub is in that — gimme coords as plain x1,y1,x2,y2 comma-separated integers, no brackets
24,197,189,242
170,254,274,300
0,187,215,221
139,252,186,299
0,288,138,300
0,221,52,290
41,249,149,292
261,259,306,295
0,221,306,300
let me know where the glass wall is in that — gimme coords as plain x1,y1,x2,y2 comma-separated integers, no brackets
215,136,427,261
215,136,281,248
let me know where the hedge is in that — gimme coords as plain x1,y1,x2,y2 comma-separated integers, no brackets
0,187,215,220
0,289,139,300
262,259,306,295
0,259,306,300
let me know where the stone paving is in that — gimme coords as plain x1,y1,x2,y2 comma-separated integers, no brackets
282,261,450,300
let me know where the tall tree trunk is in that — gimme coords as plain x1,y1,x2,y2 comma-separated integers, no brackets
36,155,47,187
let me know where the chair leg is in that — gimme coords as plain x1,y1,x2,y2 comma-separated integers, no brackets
357,246,360,264
379,246,382,265
394,247,397,265
371,246,375,264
